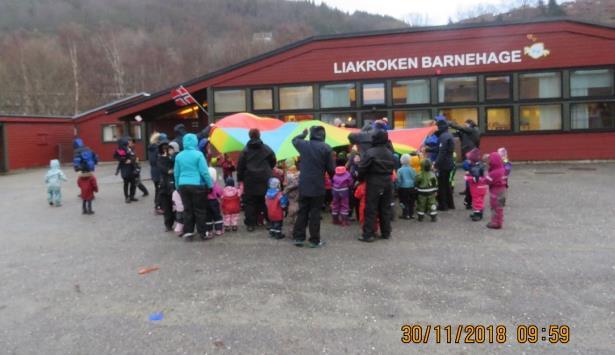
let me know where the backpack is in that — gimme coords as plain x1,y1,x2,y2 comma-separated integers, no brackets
74,149,96,172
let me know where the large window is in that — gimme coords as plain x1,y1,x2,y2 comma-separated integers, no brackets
571,102,615,129
214,89,246,113
519,72,561,99
320,83,356,108
102,124,125,143
321,112,358,128
486,107,512,131
362,83,385,106
570,69,613,97
520,104,562,131
485,75,511,100
280,113,313,122
392,79,430,105
252,89,273,111
393,110,432,128
438,107,478,126
280,86,313,110
438,76,478,103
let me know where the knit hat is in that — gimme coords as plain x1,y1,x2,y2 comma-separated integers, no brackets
225,177,235,187
208,167,217,182
168,141,180,152
268,177,280,189
335,166,347,175
400,154,410,166
497,147,509,162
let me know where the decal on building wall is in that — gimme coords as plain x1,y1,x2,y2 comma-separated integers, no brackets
333,35,551,74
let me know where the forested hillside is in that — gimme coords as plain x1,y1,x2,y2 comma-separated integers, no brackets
0,0,406,115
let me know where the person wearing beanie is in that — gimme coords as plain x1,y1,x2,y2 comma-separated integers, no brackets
221,177,242,232
357,129,396,242
331,165,353,226
434,119,456,211
396,154,417,219
205,167,224,237
265,177,288,240
291,126,335,248
237,128,277,232
168,141,180,154
415,158,438,222
148,131,163,213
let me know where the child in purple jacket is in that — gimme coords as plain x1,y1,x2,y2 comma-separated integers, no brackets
205,167,224,238
331,166,353,226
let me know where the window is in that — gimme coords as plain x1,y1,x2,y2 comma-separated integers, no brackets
102,124,124,143
485,76,511,100
486,107,512,131
520,105,562,131
438,107,478,126
392,79,430,105
320,83,356,108
279,86,313,110
280,113,313,122
362,83,385,106
214,89,246,113
252,89,273,111
570,69,613,97
361,111,388,127
519,72,561,99
571,102,615,129
438,76,477,103
320,113,358,128
393,110,432,128
131,124,143,141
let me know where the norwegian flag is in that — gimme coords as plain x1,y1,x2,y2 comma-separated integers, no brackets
171,86,196,107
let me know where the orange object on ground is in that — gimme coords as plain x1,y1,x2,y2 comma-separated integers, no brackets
138,266,159,275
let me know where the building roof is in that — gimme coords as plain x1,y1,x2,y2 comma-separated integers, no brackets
100,18,613,115
73,92,150,120
0,114,73,123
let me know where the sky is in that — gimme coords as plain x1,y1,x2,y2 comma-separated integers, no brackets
306,0,538,25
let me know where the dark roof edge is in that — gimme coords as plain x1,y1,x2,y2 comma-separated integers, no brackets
0,114,72,119
107,17,613,114
74,92,150,119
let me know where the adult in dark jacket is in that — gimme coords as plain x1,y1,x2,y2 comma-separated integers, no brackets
357,130,396,242
148,132,165,212
348,120,391,156
450,119,480,157
173,124,188,151
72,138,98,172
237,129,276,232
291,126,335,248
114,137,139,203
450,119,481,207
157,141,176,231
434,120,456,211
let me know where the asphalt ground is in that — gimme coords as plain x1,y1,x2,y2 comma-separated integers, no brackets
0,162,614,354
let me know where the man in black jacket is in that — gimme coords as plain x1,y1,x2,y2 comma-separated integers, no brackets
237,129,276,232
434,120,456,211
291,126,335,248
172,124,188,151
357,130,396,242
450,119,481,207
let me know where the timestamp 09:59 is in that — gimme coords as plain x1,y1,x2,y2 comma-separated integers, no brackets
401,324,570,344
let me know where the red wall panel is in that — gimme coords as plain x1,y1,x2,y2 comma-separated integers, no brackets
76,114,145,162
5,123,75,170
480,132,615,161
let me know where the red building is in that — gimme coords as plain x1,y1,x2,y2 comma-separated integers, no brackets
2,19,615,171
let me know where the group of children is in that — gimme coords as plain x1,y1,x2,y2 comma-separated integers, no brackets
45,158,99,215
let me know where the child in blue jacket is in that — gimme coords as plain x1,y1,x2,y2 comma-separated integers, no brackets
396,154,417,219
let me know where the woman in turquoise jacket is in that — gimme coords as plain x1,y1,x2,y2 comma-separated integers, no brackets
173,133,213,240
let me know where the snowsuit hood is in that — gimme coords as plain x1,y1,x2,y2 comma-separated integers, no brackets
117,137,129,150
310,126,326,142
372,130,389,146
436,119,449,134
400,154,410,166
421,159,432,172
149,132,161,145
182,133,198,151
466,148,481,163
49,159,60,170
488,152,504,172
73,138,84,149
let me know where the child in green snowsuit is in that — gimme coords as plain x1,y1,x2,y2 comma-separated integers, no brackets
415,158,438,222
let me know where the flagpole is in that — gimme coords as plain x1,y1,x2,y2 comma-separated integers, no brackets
180,85,210,117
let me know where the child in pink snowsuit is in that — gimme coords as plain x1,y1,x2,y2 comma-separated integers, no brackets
331,166,353,226
172,190,184,236
206,167,224,237
464,148,488,221
221,177,242,232
485,152,508,229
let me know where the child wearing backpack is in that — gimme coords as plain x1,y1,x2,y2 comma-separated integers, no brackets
221,177,242,232
45,159,67,206
265,177,288,240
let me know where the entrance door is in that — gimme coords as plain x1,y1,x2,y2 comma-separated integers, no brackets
0,123,6,172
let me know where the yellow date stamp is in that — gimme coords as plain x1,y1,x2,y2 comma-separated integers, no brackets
401,324,570,344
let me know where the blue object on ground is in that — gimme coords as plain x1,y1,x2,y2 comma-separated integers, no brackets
149,312,164,321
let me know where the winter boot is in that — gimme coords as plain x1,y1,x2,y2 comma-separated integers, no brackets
332,214,340,225
430,214,437,222
417,214,424,222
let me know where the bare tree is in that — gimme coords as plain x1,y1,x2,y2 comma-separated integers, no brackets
98,30,126,98
402,13,431,27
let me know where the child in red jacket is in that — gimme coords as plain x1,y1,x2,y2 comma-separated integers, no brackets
77,171,98,215
221,177,242,232
265,177,288,240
